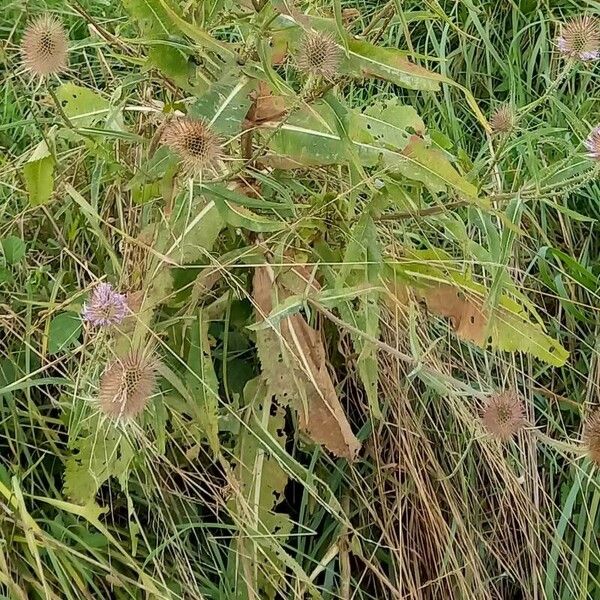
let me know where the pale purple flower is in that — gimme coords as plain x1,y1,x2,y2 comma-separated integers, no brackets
584,125,600,160
82,283,128,327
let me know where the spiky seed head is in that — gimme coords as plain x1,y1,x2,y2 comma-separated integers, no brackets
490,104,516,135
584,410,600,465
296,31,342,80
584,125,600,160
98,352,157,420
161,117,222,173
557,16,600,61
21,14,69,76
82,282,129,327
481,391,525,442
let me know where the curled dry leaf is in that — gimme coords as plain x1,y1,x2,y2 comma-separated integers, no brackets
253,265,361,461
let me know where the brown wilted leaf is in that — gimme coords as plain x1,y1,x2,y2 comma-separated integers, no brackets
342,8,361,25
253,265,361,461
246,81,287,126
417,284,488,345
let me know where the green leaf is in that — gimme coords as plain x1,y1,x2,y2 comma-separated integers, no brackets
213,196,286,232
155,198,225,264
64,425,131,504
344,38,442,91
249,285,381,331
201,182,294,212
336,212,381,419
48,313,82,355
122,0,182,35
54,83,110,127
185,311,220,455
22,141,54,206
148,43,192,90
154,0,235,57
1,236,26,265
392,137,479,198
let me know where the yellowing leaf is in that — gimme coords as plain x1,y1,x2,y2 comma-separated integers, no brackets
260,99,480,201
385,266,569,367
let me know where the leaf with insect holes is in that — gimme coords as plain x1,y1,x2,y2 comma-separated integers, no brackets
260,96,479,200
273,11,489,129
185,311,220,455
63,426,130,504
276,12,442,91
229,376,293,600
359,99,425,148
253,265,361,460
343,38,443,91
22,141,54,206
54,83,110,127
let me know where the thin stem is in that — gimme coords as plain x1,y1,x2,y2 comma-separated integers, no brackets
519,61,573,117
46,84,75,129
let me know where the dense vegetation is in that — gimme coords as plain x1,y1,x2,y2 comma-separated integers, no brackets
1,0,599,598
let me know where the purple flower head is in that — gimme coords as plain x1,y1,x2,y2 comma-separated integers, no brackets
584,125,600,160
83,283,128,327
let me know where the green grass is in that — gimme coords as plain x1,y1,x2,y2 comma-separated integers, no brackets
0,0,599,598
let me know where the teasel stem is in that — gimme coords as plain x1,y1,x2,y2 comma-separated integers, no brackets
519,61,574,117
47,84,74,129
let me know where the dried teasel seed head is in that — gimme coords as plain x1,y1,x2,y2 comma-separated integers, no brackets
161,117,222,173
481,391,525,442
584,410,600,465
296,31,342,80
557,15,600,61
98,352,157,420
584,125,600,160
490,104,516,135
21,14,69,77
